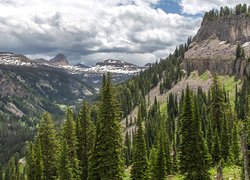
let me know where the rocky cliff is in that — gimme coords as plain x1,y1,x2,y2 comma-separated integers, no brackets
181,14,250,76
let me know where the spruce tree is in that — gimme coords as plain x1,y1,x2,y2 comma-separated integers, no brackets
88,119,101,180
221,116,230,163
231,122,240,165
34,139,44,180
179,86,195,176
37,112,59,180
131,106,148,180
89,73,124,179
26,142,36,180
193,96,211,179
179,87,211,179
58,139,74,180
212,129,221,165
124,131,132,167
210,75,224,137
76,101,95,180
6,157,17,180
151,134,166,180
59,108,80,179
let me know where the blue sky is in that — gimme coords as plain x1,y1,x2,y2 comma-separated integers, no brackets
156,0,182,14
0,0,249,66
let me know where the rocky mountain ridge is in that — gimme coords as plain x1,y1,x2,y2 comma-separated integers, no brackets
181,13,250,76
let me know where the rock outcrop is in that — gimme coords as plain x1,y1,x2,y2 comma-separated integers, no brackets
181,14,250,76
50,53,69,66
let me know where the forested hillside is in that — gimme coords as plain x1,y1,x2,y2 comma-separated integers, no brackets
3,3,250,180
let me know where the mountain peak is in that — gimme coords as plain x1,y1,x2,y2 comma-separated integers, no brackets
50,53,69,66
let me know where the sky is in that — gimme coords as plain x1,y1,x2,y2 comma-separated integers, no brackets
0,0,249,66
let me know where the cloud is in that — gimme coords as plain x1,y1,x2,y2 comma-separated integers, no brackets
180,0,250,15
0,0,201,66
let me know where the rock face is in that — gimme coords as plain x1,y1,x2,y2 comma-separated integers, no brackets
181,14,250,76
50,53,69,65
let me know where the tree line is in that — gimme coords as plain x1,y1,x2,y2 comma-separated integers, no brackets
204,4,250,22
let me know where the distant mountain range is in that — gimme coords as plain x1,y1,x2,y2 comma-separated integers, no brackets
0,51,148,120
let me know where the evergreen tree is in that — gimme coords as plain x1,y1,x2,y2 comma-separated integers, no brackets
149,147,157,179
207,117,213,154
88,119,101,180
76,101,95,180
212,129,221,165
5,157,17,180
124,131,132,167
58,139,74,180
131,106,148,180
210,75,224,137
193,96,211,179
89,73,124,179
26,142,36,180
221,116,230,162
37,112,59,180
59,108,80,179
34,139,44,180
151,134,166,180
231,122,240,165
179,87,211,179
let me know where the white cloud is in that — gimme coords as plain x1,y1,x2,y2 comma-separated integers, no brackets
181,0,250,15
0,0,201,65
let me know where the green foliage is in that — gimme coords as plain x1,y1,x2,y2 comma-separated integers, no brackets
231,122,240,165
36,113,59,180
76,101,95,180
124,131,132,167
58,140,74,180
179,86,211,179
131,107,148,180
210,75,224,136
89,73,124,179
5,157,17,180
212,130,221,165
151,135,166,180
58,108,80,179
203,4,250,22
118,37,192,118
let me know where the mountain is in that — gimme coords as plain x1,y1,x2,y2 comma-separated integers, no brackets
181,11,250,76
90,59,145,74
0,52,32,65
50,53,69,65
74,63,91,68
96,59,137,67
34,58,49,64
0,52,147,163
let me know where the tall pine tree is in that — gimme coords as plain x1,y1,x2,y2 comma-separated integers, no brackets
76,101,95,180
37,112,59,180
131,106,148,180
59,108,80,179
89,73,124,179
179,86,211,179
